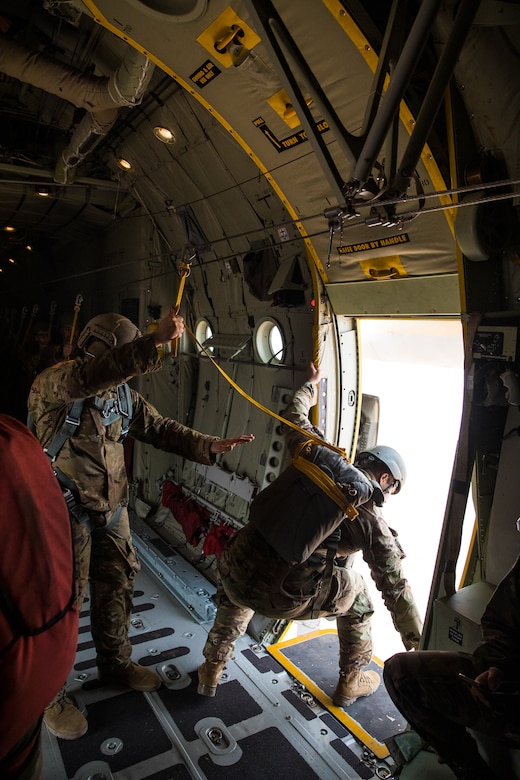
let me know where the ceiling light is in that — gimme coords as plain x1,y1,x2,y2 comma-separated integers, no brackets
36,185,50,197
117,157,133,171
153,126,176,144
8,257,15,264
3,225,16,232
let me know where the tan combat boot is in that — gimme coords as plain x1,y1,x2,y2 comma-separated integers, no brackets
43,690,88,740
197,660,227,697
98,661,161,691
332,668,381,707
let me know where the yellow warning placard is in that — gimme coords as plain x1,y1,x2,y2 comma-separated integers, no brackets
190,60,221,88
338,233,410,254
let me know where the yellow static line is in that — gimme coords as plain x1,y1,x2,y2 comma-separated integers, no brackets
267,628,389,759
185,325,346,456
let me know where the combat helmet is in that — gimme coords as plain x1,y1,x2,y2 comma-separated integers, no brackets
77,313,141,354
357,445,406,493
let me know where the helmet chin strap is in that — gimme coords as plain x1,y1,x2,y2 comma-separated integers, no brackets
84,339,110,359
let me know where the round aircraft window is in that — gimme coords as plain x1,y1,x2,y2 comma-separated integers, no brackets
254,318,285,364
195,318,214,354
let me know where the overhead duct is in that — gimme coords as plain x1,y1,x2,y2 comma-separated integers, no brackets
0,36,154,184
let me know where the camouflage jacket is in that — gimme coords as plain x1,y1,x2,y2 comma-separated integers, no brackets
282,382,423,649
28,334,219,517
473,555,520,681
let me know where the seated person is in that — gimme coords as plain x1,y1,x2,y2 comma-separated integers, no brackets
384,554,520,780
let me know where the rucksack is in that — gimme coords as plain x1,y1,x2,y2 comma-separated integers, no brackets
248,440,375,566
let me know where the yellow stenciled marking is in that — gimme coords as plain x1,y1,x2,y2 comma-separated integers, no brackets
267,629,389,759
82,0,330,285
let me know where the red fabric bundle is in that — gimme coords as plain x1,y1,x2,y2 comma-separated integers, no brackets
161,480,211,546
202,521,235,558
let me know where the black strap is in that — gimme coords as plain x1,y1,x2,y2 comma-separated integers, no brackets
118,383,132,438
54,466,123,534
53,466,95,533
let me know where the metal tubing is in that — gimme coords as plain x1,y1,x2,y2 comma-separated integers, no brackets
244,0,347,203
351,0,442,186
392,0,483,195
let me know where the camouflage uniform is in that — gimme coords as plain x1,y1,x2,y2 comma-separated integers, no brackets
384,556,520,776
203,381,421,673
28,333,219,672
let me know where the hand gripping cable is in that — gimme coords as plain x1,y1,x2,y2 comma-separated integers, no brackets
170,258,192,358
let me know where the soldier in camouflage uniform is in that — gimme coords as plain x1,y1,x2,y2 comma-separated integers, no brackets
20,319,52,388
198,362,422,706
384,555,520,780
28,310,254,741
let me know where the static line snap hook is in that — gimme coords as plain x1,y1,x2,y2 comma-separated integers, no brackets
327,229,333,268
324,206,345,268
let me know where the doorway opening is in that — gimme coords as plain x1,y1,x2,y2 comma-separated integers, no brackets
356,317,474,661
279,318,475,663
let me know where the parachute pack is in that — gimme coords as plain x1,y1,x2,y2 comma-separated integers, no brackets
248,440,376,566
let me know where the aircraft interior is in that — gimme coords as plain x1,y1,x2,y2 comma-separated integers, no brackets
1,1,520,778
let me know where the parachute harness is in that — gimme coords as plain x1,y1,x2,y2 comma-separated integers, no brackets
292,440,358,521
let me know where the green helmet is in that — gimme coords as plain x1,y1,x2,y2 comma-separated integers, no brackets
77,313,141,353
357,445,406,493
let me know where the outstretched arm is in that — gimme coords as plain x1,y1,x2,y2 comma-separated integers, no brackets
210,434,255,454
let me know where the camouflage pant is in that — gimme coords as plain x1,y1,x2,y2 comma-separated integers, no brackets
72,506,140,671
203,553,375,673
383,651,509,766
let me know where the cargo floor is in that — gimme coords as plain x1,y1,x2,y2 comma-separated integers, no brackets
41,525,408,780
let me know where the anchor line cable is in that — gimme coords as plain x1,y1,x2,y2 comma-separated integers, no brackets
184,325,347,460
